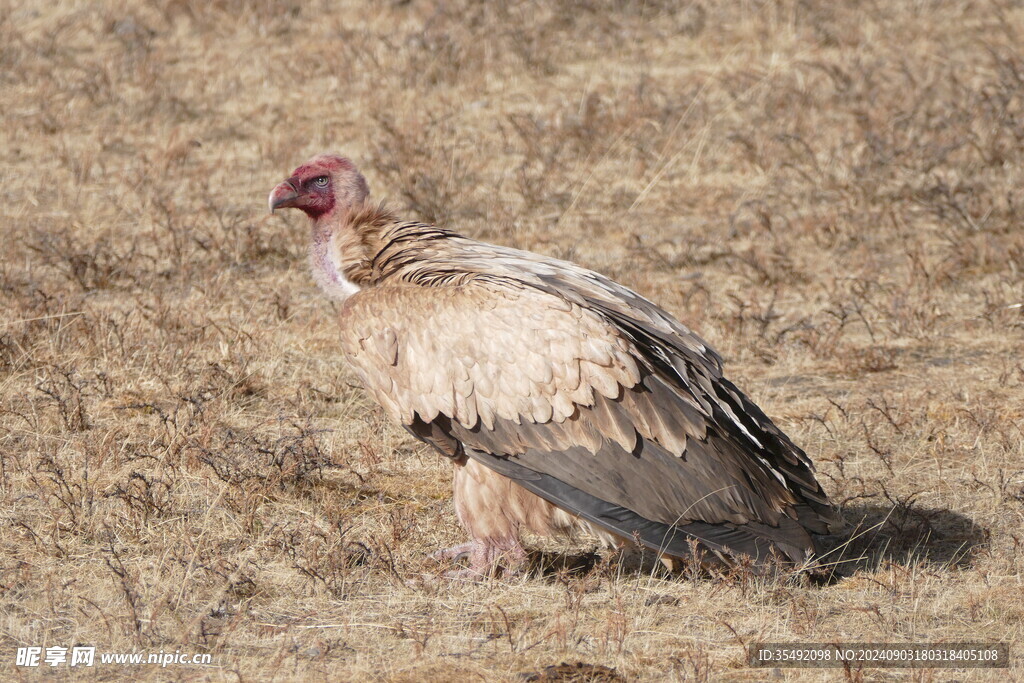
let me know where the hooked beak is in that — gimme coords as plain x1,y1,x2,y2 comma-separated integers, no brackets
268,179,300,212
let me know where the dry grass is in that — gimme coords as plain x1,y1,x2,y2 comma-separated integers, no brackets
2,0,1023,680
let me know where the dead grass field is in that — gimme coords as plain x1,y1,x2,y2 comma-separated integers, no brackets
2,0,1024,680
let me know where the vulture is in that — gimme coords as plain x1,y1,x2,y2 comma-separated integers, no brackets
269,153,839,577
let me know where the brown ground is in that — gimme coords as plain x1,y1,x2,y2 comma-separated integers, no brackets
2,1,1023,680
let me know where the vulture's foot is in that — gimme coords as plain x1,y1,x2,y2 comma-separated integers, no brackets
431,542,476,563
435,538,527,580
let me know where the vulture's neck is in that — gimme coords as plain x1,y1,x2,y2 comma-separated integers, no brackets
309,202,457,300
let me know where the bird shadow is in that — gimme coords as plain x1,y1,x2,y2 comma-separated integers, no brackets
813,501,988,581
522,502,988,584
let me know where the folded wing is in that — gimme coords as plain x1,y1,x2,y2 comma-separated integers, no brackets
339,273,837,565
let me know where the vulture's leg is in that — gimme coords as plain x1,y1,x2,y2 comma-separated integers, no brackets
465,537,528,576
442,459,540,578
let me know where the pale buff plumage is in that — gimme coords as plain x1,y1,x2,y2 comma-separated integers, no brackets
269,154,840,577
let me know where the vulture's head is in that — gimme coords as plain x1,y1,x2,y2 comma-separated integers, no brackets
268,153,370,219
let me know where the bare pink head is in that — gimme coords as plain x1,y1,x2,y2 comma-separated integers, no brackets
268,154,370,219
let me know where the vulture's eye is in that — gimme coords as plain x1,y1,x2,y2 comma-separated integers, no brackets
312,176,329,188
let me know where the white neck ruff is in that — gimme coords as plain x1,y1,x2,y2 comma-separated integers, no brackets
310,230,361,301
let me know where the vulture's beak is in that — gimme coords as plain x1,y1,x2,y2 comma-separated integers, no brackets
268,179,300,212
